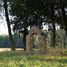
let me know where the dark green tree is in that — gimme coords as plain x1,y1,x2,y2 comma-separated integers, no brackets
60,0,67,35
11,0,67,50
11,0,45,50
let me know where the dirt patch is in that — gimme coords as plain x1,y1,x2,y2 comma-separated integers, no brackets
0,48,11,52
0,48,23,52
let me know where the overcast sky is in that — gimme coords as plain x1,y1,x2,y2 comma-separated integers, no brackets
0,17,8,35
0,0,61,35
0,17,60,35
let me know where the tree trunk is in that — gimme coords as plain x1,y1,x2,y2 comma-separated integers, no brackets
52,23,58,48
23,29,28,51
50,4,57,48
60,0,67,36
4,0,15,51
61,30,65,54
23,33,26,51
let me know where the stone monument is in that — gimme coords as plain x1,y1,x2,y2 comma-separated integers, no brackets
26,25,46,54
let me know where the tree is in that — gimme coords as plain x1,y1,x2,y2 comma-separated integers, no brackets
11,0,45,51
11,0,67,50
60,0,67,36
46,0,67,47
4,0,15,51
44,0,58,48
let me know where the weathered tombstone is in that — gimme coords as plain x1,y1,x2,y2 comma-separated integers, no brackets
61,29,65,54
26,25,46,54
26,25,40,53
55,31,58,48
46,32,51,49
26,34,32,53
38,34,45,54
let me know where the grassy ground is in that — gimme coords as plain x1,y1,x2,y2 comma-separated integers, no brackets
0,49,67,67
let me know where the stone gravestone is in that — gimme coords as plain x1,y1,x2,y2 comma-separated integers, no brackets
26,25,46,54
38,34,45,54
26,34,32,53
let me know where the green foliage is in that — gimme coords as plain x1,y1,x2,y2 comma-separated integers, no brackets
12,0,25,17
11,0,67,32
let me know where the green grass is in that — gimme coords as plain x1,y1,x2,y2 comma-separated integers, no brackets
0,51,67,67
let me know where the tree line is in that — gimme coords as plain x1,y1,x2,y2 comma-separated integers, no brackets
0,0,67,51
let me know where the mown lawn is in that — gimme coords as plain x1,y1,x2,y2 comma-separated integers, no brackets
0,51,67,67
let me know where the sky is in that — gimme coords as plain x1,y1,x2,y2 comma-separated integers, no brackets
0,0,60,35
0,15,60,35
0,17,8,35
0,19,48,35
0,18,60,35
0,14,49,35
0,0,66,35
0,1,8,35
0,12,60,35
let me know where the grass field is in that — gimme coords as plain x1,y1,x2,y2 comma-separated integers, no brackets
0,48,67,67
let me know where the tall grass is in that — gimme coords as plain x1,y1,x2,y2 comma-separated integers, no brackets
0,51,67,67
